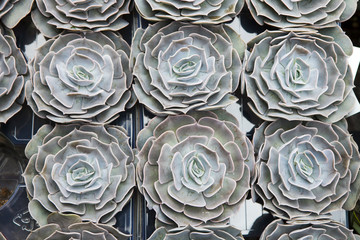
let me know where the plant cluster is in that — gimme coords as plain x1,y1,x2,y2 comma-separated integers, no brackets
0,0,358,239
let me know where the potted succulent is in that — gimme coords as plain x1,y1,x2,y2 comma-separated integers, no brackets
0,26,27,124
246,0,357,29
135,0,244,24
31,0,131,38
252,119,360,219
243,27,356,123
131,21,245,115
136,110,256,227
260,219,360,239
26,212,131,239
25,31,134,124
149,225,244,239
23,124,136,225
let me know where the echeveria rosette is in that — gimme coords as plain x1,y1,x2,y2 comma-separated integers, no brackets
252,119,360,220
136,110,256,227
0,0,33,28
131,21,245,116
0,27,27,123
246,0,357,29
26,212,130,240
149,225,244,240
243,28,356,123
32,0,131,38
260,219,360,240
25,32,133,124
135,0,244,24
23,124,135,225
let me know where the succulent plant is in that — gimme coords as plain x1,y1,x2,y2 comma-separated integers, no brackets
149,225,244,240
32,0,131,38
26,212,130,240
131,21,245,116
25,32,133,124
0,27,27,123
246,0,357,29
0,0,33,28
252,119,360,220
136,110,256,227
243,27,356,123
135,0,244,24
23,124,135,225
260,219,360,240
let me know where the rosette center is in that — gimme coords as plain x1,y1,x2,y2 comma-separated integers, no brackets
286,57,310,88
71,166,95,181
69,160,95,182
173,55,200,78
181,151,213,191
189,156,205,178
71,65,94,86
294,153,314,183
291,62,306,85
